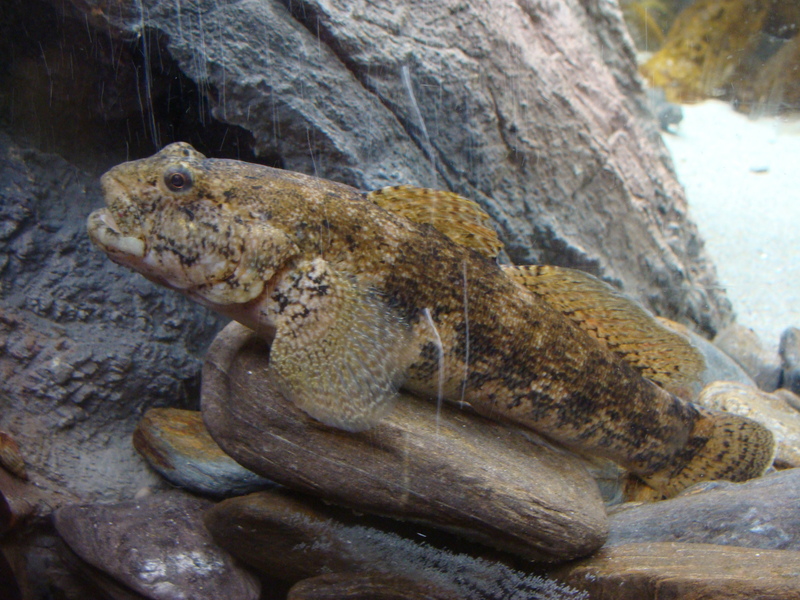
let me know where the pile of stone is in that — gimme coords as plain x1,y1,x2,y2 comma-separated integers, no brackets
11,319,796,600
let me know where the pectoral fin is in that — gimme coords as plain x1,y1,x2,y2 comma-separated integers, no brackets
268,258,411,432
368,185,503,259
503,264,706,398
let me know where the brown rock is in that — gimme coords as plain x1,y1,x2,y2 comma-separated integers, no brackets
202,322,607,562
288,573,462,600
134,408,273,497
607,468,800,549
552,542,800,599
54,491,260,600
697,381,800,468
205,489,588,600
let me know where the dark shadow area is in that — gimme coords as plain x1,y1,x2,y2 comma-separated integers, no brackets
0,0,272,174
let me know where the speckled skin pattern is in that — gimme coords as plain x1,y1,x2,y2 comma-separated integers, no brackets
88,143,774,496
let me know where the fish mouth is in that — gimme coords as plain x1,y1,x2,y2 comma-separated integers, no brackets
87,172,146,260
87,208,146,260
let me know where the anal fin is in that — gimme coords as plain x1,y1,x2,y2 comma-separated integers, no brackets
268,258,411,432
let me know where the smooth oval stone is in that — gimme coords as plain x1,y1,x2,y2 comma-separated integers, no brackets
288,573,461,600
201,322,607,562
54,491,260,600
607,468,800,549
697,381,800,468
551,543,800,600
133,407,273,497
205,489,588,600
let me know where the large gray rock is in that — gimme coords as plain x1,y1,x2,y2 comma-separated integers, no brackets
202,322,608,562
60,0,731,335
0,135,226,502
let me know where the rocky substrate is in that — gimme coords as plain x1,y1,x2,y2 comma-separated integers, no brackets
3,0,800,598
6,320,800,599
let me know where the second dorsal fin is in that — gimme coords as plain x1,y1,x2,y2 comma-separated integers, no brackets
368,185,503,259
503,264,706,398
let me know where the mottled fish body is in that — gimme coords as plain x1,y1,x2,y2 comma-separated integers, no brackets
88,143,774,496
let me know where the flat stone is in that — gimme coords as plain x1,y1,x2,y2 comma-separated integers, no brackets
133,408,273,497
697,381,800,468
201,322,608,562
780,327,800,395
205,489,588,600
54,491,260,600
607,468,800,549
287,573,463,600
714,323,782,391
551,542,800,599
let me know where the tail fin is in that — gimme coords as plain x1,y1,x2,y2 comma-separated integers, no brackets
645,408,775,497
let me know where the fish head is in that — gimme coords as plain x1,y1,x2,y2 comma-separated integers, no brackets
88,142,299,318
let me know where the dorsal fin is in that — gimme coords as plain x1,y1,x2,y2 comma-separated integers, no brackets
502,264,706,399
367,185,503,259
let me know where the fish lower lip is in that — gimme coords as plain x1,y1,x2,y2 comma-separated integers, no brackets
87,209,146,258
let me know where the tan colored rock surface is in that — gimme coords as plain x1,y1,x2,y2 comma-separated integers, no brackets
697,381,800,468
202,322,607,562
552,542,800,599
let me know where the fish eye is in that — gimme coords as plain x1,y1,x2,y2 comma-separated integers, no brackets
164,167,193,192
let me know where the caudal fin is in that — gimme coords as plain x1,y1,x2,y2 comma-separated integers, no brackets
645,408,775,497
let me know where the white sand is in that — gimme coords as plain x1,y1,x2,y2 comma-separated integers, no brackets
661,100,800,351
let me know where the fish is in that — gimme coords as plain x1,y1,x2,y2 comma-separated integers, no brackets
87,142,774,497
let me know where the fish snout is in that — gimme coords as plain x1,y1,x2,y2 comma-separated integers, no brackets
87,208,146,259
